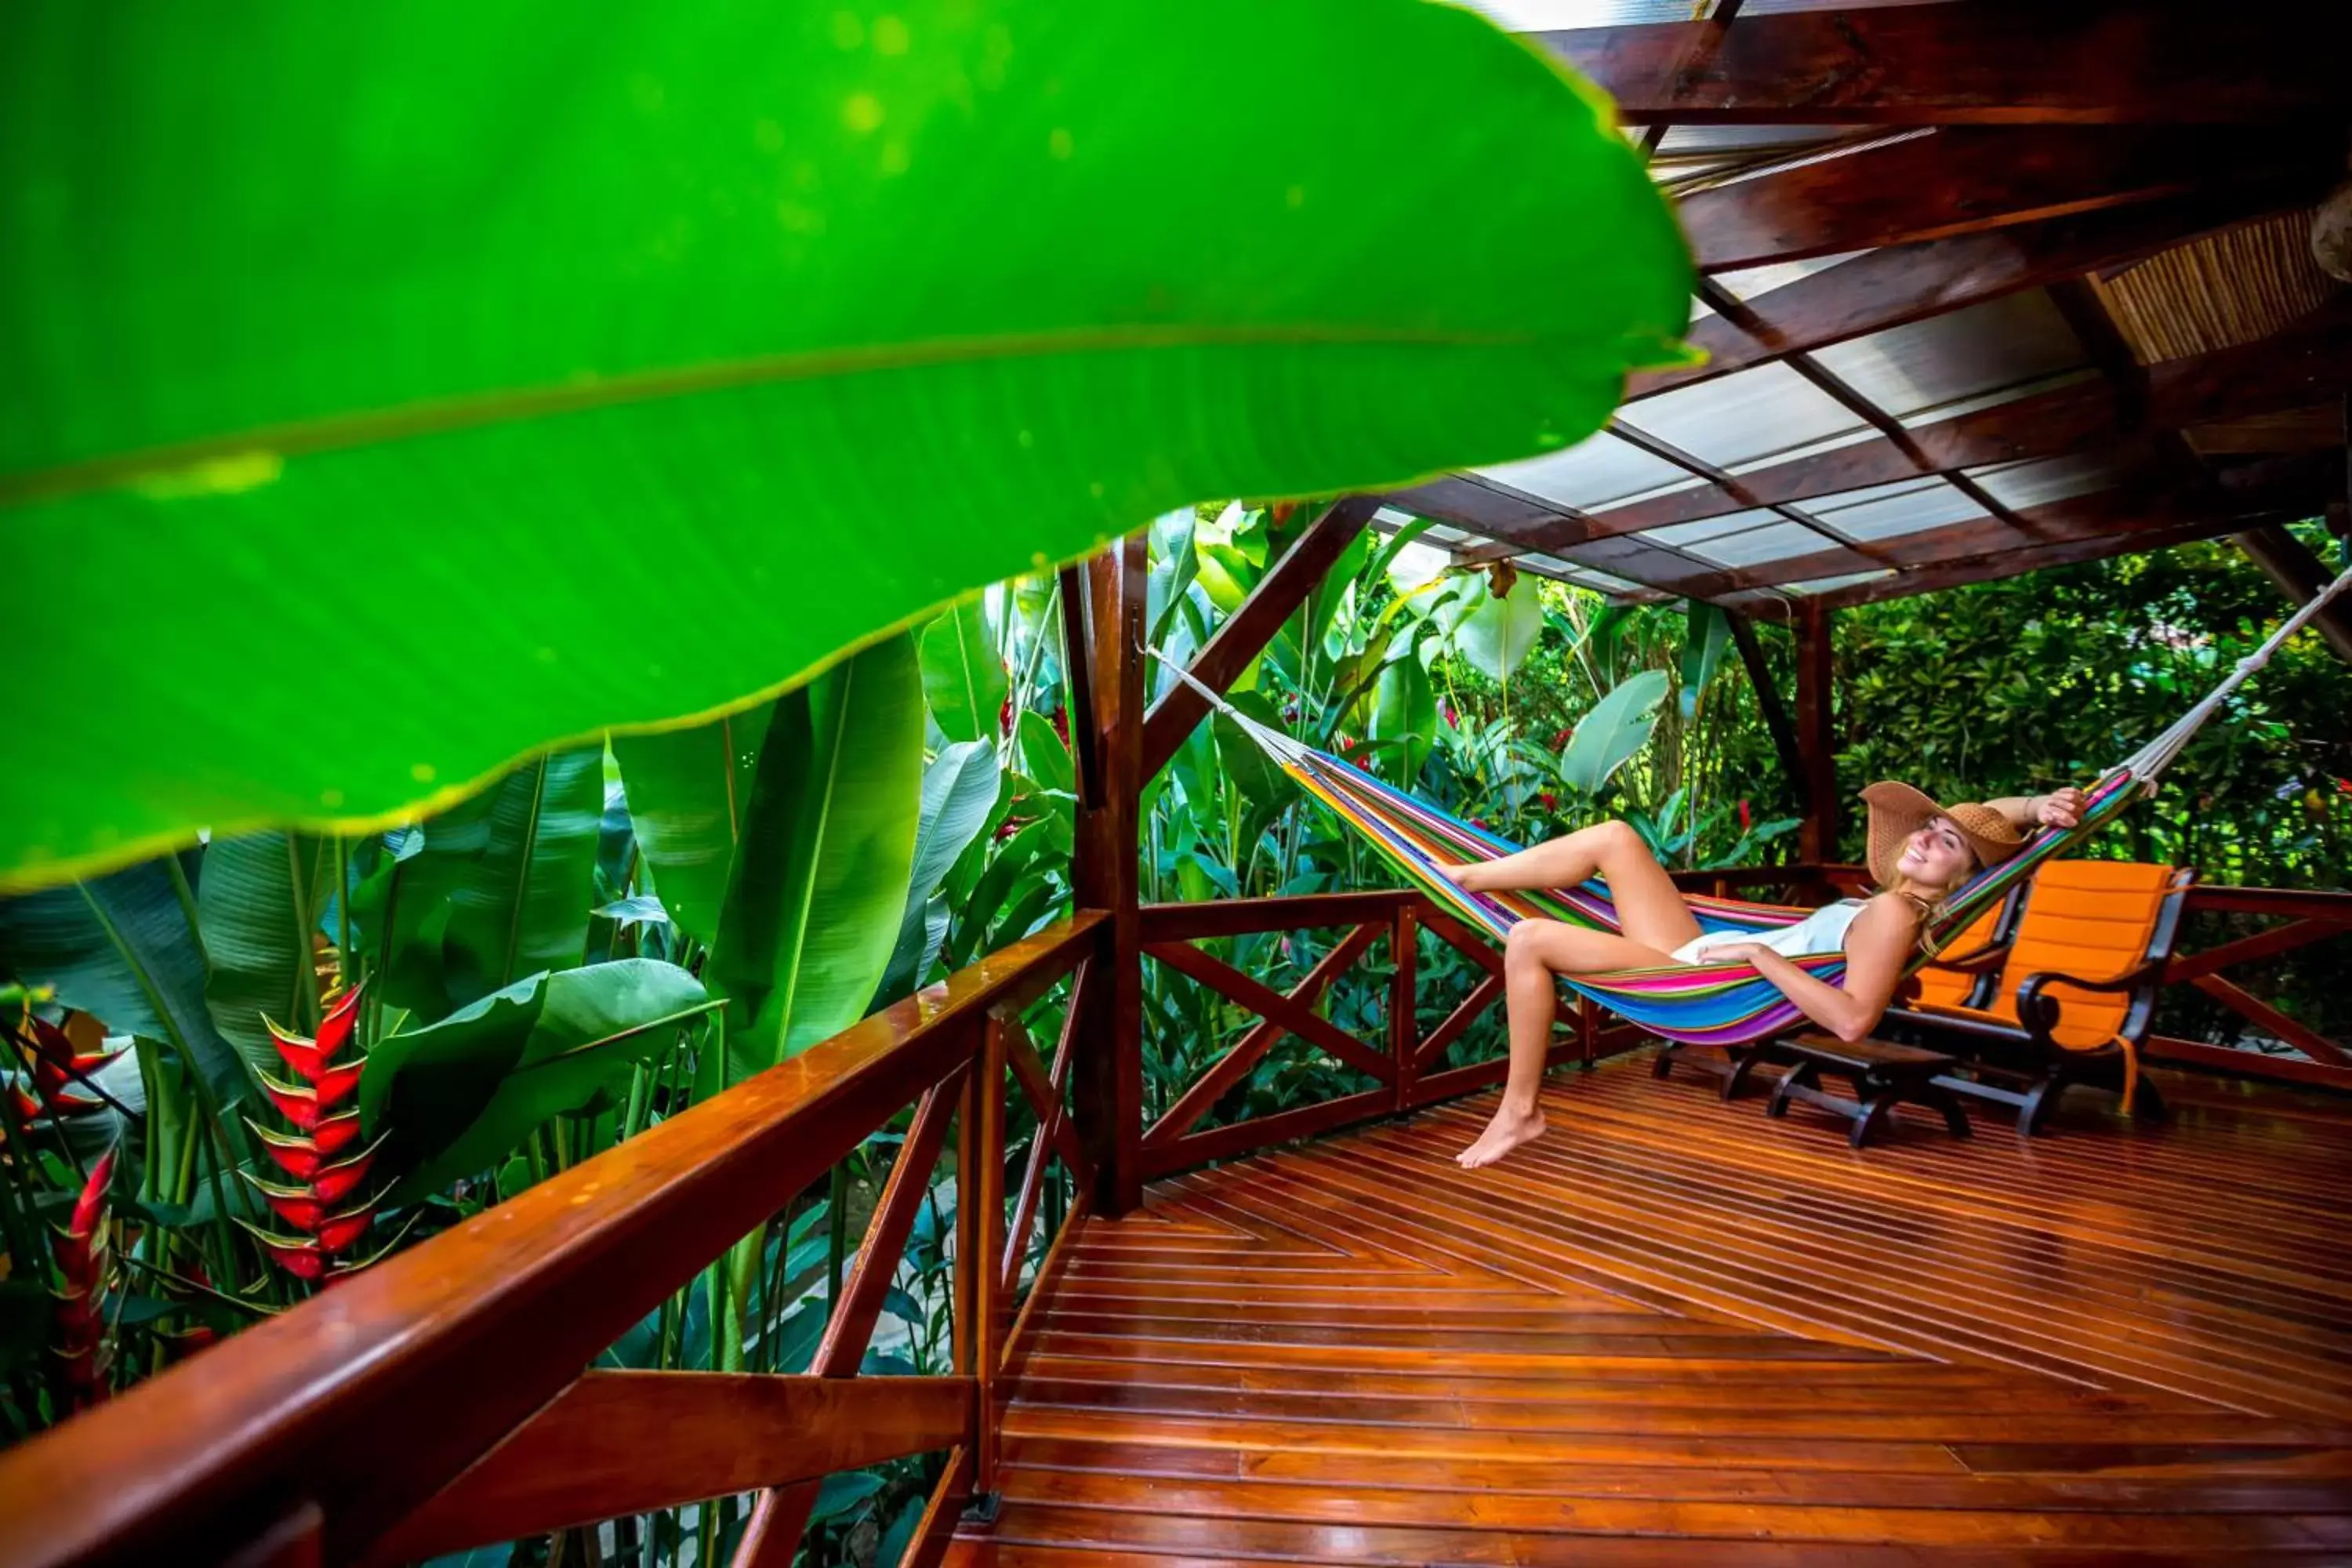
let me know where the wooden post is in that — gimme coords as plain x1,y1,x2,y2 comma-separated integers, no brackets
1068,536,1146,1216
1794,602,1839,865
959,1017,1005,1507
1390,902,1417,1113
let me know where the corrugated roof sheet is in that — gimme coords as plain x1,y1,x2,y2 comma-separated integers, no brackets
1616,361,1868,469
1477,429,1702,510
1808,289,2089,423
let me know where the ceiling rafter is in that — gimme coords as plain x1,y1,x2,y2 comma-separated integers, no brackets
1545,4,2352,128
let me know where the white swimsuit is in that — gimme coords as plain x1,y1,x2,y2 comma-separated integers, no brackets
1668,898,1867,966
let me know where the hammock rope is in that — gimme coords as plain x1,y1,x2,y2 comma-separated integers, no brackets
1157,561,2352,1047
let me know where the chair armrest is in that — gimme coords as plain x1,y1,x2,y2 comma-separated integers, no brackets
1923,939,2011,975
2012,961,2166,1050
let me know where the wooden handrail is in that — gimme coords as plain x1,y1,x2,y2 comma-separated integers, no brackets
0,913,1105,1568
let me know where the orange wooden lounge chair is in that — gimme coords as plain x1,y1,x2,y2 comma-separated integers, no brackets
1882,860,2197,1135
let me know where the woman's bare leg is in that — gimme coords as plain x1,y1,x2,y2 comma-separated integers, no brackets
1456,920,1682,1169
1443,820,1703,953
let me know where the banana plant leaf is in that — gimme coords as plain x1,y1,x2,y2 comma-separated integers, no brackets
873,739,1004,1008
1369,658,1440,784
197,829,329,1068
1558,669,1670,794
361,957,718,1203
611,706,774,946
705,637,925,1083
372,750,606,1018
0,858,250,1112
1680,601,1731,719
3,0,1690,895
919,601,1008,746
1453,572,1548,684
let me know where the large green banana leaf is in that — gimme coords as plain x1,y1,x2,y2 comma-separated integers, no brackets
873,739,1004,1008
919,602,1007,746
197,830,330,1069
611,707,773,946
2,0,1690,893
359,958,718,1203
704,638,926,1083
374,750,605,1017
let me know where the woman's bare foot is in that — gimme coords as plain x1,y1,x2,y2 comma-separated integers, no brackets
1456,1102,1546,1169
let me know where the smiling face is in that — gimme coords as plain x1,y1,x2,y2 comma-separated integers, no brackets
1896,815,1977,893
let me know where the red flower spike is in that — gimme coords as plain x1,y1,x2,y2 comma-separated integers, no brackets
310,1110,364,1160
49,1149,118,1410
239,983,386,1286
249,1120,325,1182
313,1206,376,1254
234,1221,328,1282
15,1017,124,1120
306,1057,365,1112
257,1073,321,1131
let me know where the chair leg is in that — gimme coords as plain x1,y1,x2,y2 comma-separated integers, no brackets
1849,1094,1897,1149
1722,1047,1763,1102
1926,1084,1973,1139
2130,1069,2169,1123
2019,1070,2066,1138
1653,1042,1679,1080
1766,1060,1813,1120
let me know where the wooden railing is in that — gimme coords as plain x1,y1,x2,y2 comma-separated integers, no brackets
1137,889,1643,1177
2149,884,2352,1091
0,913,1105,1568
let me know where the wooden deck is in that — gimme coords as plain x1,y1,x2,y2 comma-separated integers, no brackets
953,1049,2352,1564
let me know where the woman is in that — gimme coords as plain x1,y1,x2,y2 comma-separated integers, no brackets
1437,782,2087,1170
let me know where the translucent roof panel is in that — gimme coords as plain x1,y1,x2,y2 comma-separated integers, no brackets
1805,476,1987,542
1371,505,1421,528
1477,429,1701,511
1790,568,1898,595
1808,289,2088,423
1713,249,1868,303
1684,521,1838,568
1644,506,1781,550
1615,361,1869,470
1965,451,2130,511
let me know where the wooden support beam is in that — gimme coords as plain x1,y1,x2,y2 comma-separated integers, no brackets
1726,610,1809,818
1138,497,1377,782
1679,128,2327,274
1793,604,1837,864
2235,524,2352,666
372,1373,974,1564
1633,194,2310,400
1069,539,1145,1215
1547,5,2352,127
1801,517,2255,611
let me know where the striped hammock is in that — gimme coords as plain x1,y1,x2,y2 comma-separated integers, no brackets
1163,563,2351,1048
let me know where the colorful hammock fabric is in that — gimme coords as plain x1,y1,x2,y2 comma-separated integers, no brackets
1160,561,2352,1048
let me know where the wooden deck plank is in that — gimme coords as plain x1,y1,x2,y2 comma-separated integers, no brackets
956,1050,2352,1563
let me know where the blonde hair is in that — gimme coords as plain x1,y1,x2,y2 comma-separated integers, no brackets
1877,877,1962,959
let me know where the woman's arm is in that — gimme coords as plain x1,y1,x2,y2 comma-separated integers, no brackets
1984,787,2088,830
1705,895,1918,1043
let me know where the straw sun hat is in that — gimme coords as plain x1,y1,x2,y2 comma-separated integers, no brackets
1860,781,2024,890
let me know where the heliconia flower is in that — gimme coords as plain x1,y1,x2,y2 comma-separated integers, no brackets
50,1148,117,1411
11,1015,125,1122
237,986,385,1284
1738,798,1753,831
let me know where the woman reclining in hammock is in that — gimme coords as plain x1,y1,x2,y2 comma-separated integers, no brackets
1436,781,2086,1170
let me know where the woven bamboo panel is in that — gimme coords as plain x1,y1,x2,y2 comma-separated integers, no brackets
2090,209,2339,364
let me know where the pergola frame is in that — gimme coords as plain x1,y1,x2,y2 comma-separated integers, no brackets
1381,2,2352,627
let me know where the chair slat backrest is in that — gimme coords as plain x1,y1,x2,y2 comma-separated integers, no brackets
1983,861,2187,1050
1909,887,2021,1012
